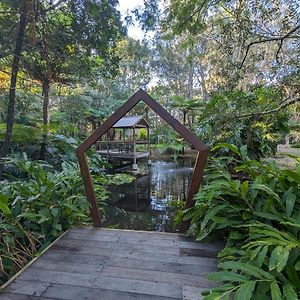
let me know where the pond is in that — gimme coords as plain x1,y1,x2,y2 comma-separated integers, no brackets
103,158,195,232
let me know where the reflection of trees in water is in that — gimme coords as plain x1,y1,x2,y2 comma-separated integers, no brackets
105,159,194,232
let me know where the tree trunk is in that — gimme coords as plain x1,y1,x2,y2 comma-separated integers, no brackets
181,110,187,155
199,64,207,99
0,1,28,158
39,81,50,160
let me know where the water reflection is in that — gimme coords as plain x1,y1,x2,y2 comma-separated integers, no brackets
104,158,194,232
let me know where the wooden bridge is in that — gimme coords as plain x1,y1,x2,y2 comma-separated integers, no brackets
0,227,221,300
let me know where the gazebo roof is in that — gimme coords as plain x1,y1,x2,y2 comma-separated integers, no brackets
112,115,149,128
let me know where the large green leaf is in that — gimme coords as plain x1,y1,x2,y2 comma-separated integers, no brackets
0,195,11,216
255,245,268,267
234,281,256,300
207,271,249,283
211,143,241,157
269,246,290,272
283,284,298,300
277,248,290,272
201,204,228,230
270,282,283,300
250,183,281,203
219,261,274,280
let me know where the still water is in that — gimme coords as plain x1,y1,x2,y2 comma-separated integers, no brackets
104,158,194,232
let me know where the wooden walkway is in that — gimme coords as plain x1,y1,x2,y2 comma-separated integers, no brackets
0,227,221,300
97,150,149,159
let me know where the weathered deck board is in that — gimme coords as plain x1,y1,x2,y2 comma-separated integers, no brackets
0,227,222,300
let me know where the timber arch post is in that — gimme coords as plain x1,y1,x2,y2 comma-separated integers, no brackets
76,89,209,232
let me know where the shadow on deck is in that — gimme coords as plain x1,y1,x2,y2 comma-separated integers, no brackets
0,228,223,300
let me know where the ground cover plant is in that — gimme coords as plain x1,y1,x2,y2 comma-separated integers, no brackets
183,144,300,299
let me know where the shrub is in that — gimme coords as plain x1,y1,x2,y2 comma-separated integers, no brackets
183,144,300,299
0,153,133,284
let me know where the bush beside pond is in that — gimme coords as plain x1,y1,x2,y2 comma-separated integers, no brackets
182,144,300,299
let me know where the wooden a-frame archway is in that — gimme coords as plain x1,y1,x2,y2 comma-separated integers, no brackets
76,89,209,232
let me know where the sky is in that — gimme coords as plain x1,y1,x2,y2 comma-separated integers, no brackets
118,0,145,40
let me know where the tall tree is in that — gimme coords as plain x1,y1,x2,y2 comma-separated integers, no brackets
21,0,125,158
0,0,29,158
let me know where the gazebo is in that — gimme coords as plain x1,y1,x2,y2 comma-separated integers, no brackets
96,115,150,169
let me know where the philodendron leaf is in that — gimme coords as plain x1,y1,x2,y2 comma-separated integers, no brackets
234,281,256,300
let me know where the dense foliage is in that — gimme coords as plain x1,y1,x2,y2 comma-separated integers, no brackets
183,144,300,299
0,0,299,293
0,153,132,285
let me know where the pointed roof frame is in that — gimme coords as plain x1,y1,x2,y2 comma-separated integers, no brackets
112,115,149,128
76,89,209,232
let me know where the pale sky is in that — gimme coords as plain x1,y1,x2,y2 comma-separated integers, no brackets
118,0,145,40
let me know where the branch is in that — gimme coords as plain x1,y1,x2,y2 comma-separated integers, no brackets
0,69,42,86
237,96,300,118
44,0,66,13
240,24,300,68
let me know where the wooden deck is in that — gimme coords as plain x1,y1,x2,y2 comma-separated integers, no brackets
0,227,222,300
97,150,150,159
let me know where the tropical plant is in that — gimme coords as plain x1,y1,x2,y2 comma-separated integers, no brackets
0,153,133,284
183,143,300,299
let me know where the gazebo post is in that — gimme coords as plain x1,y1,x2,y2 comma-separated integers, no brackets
147,126,151,166
132,126,137,170
106,132,109,163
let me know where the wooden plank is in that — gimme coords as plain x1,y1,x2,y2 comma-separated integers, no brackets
69,227,182,240
100,228,183,239
65,230,220,251
180,248,218,258
50,242,113,257
0,292,56,300
117,236,220,251
70,227,119,236
42,283,177,300
17,269,182,299
39,253,214,276
111,249,217,266
30,260,103,275
106,256,216,276
182,286,206,300
65,231,119,242
4,279,49,296
100,266,215,288
55,238,180,255
40,251,108,265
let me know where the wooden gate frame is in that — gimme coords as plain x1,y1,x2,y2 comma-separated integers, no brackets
76,89,209,232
